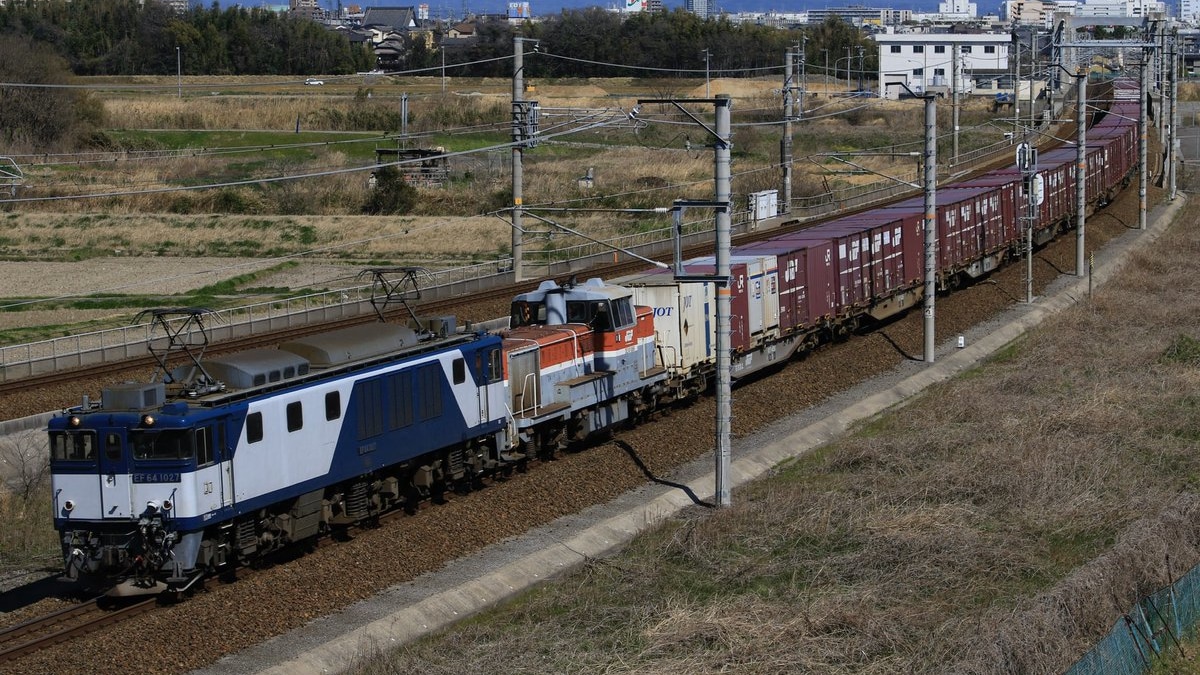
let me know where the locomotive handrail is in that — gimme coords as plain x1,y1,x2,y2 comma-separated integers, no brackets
655,343,679,370
516,372,540,418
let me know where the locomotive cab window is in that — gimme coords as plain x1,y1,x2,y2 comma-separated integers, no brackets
489,348,502,383
585,301,612,331
325,391,341,421
105,433,121,461
132,430,194,460
195,427,214,466
247,411,264,443
566,299,614,331
510,300,544,327
286,401,303,433
613,297,634,329
566,301,589,324
453,357,466,384
51,431,96,462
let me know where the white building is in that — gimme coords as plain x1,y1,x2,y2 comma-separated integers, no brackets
1182,0,1200,25
1003,0,1052,25
1007,0,1167,21
1074,0,1165,17
938,0,979,16
875,32,1011,99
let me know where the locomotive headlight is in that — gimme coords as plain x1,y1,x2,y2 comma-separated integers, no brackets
63,500,75,513
140,414,155,427
68,416,81,427
161,499,173,512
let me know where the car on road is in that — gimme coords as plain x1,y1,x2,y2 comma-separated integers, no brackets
305,78,324,86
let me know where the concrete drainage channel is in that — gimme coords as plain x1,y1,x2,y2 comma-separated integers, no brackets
192,195,1186,675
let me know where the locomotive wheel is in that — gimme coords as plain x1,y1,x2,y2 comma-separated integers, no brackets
431,479,447,505
403,483,422,515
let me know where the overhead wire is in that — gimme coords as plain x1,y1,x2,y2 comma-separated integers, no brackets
3,46,996,309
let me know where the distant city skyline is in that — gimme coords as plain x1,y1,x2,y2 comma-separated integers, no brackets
322,0,958,17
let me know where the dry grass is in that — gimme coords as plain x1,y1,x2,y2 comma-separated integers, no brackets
352,185,1200,672
0,213,513,262
6,76,1011,253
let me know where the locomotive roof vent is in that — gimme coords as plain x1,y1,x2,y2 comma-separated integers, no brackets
203,348,310,390
280,323,418,368
102,382,166,411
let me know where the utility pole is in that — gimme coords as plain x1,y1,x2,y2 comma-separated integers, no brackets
714,95,733,508
401,93,409,141
922,94,937,363
1013,27,1021,142
856,45,865,92
799,37,807,121
176,47,182,99
1140,49,1149,230
637,94,734,506
1075,71,1086,278
782,50,794,214
1019,134,1038,303
1158,21,1167,138
703,48,711,98
951,44,959,166
1028,29,1036,129
512,36,526,280
1170,29,1179,201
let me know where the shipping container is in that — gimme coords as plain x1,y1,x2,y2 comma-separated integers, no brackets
622,271,716,376
687,254,780,351
737,238,836,332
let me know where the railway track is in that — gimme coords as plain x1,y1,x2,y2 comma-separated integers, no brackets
0,597,155,664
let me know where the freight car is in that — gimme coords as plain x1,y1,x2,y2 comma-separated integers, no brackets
47,80,1141,596
623,82,1140,393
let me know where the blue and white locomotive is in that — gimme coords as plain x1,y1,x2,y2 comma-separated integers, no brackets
49,319,511,595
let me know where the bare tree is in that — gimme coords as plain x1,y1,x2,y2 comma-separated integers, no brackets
0,432,50,502
0,35,104,152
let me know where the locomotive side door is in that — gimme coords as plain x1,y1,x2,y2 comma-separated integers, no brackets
191,424,231,514
98,430,133,519
219,421,234,509
475,350,490,425
508,348,540,417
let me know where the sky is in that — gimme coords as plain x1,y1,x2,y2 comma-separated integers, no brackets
332,0,954,18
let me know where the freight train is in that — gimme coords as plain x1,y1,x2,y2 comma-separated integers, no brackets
48,80,1141,596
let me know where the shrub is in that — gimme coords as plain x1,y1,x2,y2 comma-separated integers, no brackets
362,166,417,215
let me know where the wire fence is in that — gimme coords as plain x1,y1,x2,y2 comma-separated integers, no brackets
1066,563,1200,674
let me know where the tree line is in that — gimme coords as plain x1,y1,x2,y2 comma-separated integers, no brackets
0,1,879,152
0,0,876,81
425,10,878,81
0,0,375,76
